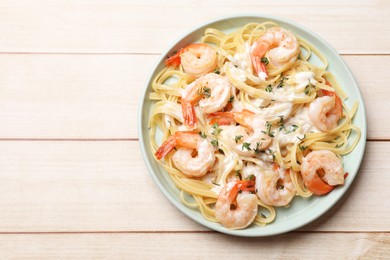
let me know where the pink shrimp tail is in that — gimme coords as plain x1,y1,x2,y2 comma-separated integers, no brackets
319,85,343,118
207,109,255,126
251,56,268,78
182,101,197,128
228,180,256,204
165,49,183,67
305,175,334,195
154,135,177,160
207,112,235,125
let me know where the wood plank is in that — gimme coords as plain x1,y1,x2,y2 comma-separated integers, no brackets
0,54,156,139
0,140,387,232
0,54,387,139
0,0,389,54
0,233,388,259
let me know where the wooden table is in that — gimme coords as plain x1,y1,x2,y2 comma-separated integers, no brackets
0,1,389,258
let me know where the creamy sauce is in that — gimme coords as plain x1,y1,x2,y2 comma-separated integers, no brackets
232,43,252,72
294,71,317,91
225,43,254,82
277,107,319,147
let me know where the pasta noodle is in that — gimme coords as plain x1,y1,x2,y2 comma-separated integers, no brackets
148,22,360,229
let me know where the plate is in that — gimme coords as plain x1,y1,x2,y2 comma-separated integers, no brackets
138,15,367,237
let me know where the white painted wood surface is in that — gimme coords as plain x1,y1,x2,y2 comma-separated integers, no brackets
0,0,388,258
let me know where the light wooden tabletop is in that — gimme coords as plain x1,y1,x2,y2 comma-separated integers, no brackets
0,0,389,258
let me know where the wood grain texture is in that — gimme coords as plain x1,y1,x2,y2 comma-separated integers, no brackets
0,140,387,232
0,54,387,139
0,0,388,257
0,0,389,54
0,233,388,259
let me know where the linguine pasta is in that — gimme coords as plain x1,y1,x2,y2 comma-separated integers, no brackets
148,22,360,229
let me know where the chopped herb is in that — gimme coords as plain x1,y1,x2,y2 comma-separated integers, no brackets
242,142,251,151
261,130,275,138
247,174,255,181
235,135,243,143
265,121,272,132
297,134,306,141
290,125,298,132
304,84,316,95
167,120,172,126
235,170,242,180
277,76,288,88
335,143,344,148
199,132,207,139
202,87,211,98
299,144,307,151
214,68,220,74
212,123,222,136
218,148,225,155
260,57,269,65
212,181,220,186
265,149,276,161
228,95,234,103
278,116,284,124
278,185,285,190
211,139,219,147
265,85,273,93
262,121,275,137
284,124,299,134
253,142,262,154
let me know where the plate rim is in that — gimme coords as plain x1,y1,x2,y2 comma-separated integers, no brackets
138,14,367,237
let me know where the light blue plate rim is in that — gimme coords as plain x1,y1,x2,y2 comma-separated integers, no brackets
138,14,367,237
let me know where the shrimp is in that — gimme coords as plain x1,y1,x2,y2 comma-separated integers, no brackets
154,131,215,177
244,164,296,207
215,180,258,229
308,90,343,131
300,150,344,195
250,27,300,80
208,109,271,156
181,73,231,128
165,43,217,78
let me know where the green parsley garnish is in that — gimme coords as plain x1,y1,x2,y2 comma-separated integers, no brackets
304,84,316,95
262,121,275,137
253,142,262,154
212,123,222,136
235,135,243,143
260,57,269,65
242,142,251,151
199,132,207,139
277,76,288,88
211,139,219,147
235,170,242,180
265,85,273,93
202,87,211,98
299,144,307,151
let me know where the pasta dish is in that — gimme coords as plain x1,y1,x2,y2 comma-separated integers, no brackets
148,21,360,230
